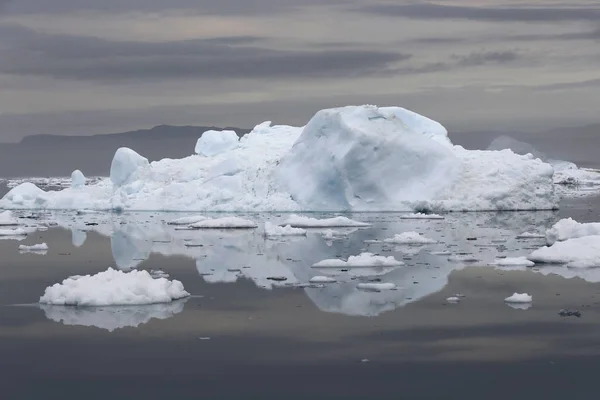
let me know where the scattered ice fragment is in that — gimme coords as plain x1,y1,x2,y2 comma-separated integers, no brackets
399,213,444,220
0,228,27,236
558,309,581,318
18,243,49,251
189,217,257,229
357,282,397,291
492,257,535,267
167,215,207,225
446,296,461,303
0,210,19,226
383,232,437,245
516,232,545,239
281,215,370,228
313,252,404,268
71,169,86,188
309,276,337,283
195,130,239,157
39,268,190,306
430,250,452,256
264,222,307,237
504,293,532,303
149,269,170,279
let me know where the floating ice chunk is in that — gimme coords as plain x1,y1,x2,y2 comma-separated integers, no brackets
309,276,337,283
545,218,600,245
1,182,48,208
0,228,27,236
40,300,186,332
313,252,404,268
264,222,307,237
446,296,461,303
71,169,86,188
492,257,534,267
0,210,19,226
39,268,190,306
195,130,239,157
399,213,444,220
383,232,437,245
357,282,397,291
430,250,452,256
110,147,149,187
528,235,600,268
19,243,49,251
189,217,257,229
280,215,370,228
166,215,207,225
516,232,545,239
504,293,532,303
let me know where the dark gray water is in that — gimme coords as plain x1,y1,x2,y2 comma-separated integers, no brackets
1,200,600,399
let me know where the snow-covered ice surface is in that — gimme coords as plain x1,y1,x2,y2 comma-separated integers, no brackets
545,218,600,245
40,300,186,332
529,235,600,268
39,268,190,306
383,232,437,245
280,215,370,228
0,105,560,212
504,293,532,303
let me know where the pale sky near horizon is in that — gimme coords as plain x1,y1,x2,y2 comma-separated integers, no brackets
0,0,599,141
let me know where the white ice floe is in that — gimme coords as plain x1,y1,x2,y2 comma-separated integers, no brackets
281,215,370,228
528,235,600,268
0,210,19,226
516,232,546,239
0,228,27,236
19,243,49,251
0,105,559,212
504,293,532,303
40,300,186,332
313,252,404,268
545,218,600,245
39,268,190,306
264,222,307,237
383,232,437,245
189,217,257,229
195,130,239,157
71,169,86,189
357,282,397,291
492,257,534,267
399,213,444,220
166,215,207,225
446,296,461,303
309,276,337,283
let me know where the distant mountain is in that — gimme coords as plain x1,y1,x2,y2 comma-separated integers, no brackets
0,125,250,177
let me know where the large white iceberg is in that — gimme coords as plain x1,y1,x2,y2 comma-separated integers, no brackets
0,105,558,212
39,268,190,306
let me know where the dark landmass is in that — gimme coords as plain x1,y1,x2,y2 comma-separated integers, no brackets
0,122,597,177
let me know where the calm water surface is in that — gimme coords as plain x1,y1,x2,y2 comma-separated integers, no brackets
1,195,600,398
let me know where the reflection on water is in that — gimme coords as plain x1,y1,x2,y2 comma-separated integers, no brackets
40,299,187,331
18,209,600,317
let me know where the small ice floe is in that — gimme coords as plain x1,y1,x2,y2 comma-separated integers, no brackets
504,293,532,303
430,250,452,256
516,232,545,239
0,228,27,236
321,229,354,240
558,309,581,318
0,210,19,226
280,215,370,228
357,282,396,291
399,213,444,220
18,243,49,254
448,256,479,263
313,252,404,268
309,276,337,284
149,269,170,279
39,268,190,306
264,222,306,237
506,303,532,311
167,215,207,225
189,217,258,229
492,257,535,267
528,235,600,268
383,232,437,245
446,296,461,303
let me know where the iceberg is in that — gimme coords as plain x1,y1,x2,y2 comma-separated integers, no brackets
0,105,558,212
71,169,86,189
528,235,600,268
545,218,600,245
39,268,190,306
504,293,532,303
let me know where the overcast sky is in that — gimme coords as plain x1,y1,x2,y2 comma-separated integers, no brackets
0,0,599,141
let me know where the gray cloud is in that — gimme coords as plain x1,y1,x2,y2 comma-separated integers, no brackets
391,51,522,75
0,25,409,82
356,3,600,22
534,78,600,91
0,0,351,16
